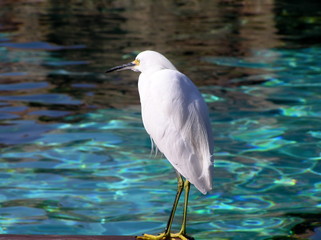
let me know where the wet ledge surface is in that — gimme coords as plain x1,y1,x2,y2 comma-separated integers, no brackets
0,235,135,240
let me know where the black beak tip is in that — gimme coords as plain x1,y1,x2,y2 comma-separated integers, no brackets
105,66,118,73
105,62,135,74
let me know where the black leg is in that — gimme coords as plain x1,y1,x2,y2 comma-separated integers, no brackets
164,173,184,236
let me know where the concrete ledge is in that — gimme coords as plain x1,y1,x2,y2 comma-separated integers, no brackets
0,235,135,240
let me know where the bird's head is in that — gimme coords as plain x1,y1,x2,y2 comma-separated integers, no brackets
106,50,177,74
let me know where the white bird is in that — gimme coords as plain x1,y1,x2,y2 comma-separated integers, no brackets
106,50,214,240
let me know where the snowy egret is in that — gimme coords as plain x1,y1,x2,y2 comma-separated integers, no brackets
106,50,214,240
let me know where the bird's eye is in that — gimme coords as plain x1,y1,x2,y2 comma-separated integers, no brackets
133,59,140,66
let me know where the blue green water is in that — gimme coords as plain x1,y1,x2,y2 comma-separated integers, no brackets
1,1,321,239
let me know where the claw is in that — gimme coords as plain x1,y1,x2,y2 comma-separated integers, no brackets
136,232,168,240
171,232,194,240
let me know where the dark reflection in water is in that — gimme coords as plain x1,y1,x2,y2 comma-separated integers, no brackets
1,0,321,239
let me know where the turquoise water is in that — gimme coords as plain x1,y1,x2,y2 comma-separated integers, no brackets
1,1,321,239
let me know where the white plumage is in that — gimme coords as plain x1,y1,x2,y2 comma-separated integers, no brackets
136,51,214,194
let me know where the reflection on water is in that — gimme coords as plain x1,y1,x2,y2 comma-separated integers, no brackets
1,0,321,239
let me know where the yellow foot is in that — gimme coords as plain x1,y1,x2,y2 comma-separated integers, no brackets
136,232,194,240
136,232,167,240
171,232,194,240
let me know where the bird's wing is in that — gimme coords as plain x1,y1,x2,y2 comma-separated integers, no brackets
139,69,214,194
